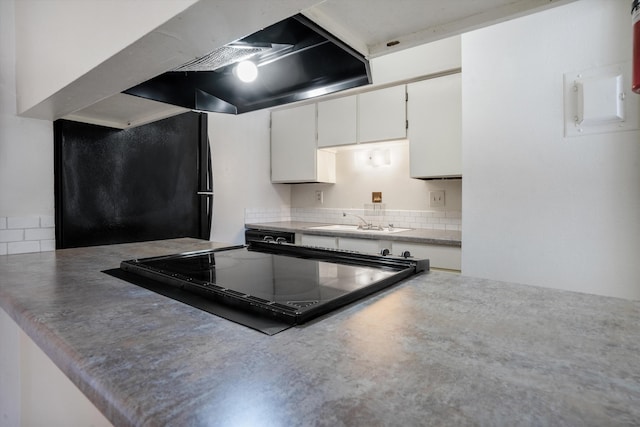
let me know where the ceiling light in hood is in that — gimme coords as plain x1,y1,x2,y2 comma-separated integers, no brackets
235,61,258,83
123,14,371,114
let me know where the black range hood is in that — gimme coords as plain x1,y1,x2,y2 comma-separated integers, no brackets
124,14,371,114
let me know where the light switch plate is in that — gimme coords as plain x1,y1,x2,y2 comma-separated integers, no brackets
430,190,445,207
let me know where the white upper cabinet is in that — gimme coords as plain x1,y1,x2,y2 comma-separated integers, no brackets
317,96,358,148
370,35,461,86
271,83,411,183
408,73,462,178
271,104,336,183
357,85,407,143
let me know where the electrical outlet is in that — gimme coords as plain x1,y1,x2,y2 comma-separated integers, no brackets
430,190,445,207
315,190,323,204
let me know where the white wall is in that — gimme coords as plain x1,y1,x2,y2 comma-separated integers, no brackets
208,111,291,245
462,0,640,300
0,0,53,218
291,142,462,211
14,0,198,114
1,309,113,427
0,308,20,426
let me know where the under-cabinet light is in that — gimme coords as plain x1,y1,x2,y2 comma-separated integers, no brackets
367,148,391,167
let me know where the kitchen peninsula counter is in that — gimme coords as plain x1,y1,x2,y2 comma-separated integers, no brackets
1,238,639,426
245,221,462,246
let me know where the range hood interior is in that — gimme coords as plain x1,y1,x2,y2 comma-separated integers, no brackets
124,14,371,114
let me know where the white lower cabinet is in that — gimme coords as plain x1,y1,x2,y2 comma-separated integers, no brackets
298,234,460,270
338,237,391,255
391,242,461,271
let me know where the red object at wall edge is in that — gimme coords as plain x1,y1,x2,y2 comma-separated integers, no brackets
633,0,640,93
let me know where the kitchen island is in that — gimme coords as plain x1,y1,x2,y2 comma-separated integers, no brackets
1,238,639,426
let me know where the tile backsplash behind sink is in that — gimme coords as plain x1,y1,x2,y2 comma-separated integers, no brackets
245,207,461,232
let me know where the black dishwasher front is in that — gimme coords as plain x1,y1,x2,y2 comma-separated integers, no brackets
245,229,295,245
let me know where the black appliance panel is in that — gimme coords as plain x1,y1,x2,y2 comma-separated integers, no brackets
54,112,211,249
120,242,428,326
245,229,295,244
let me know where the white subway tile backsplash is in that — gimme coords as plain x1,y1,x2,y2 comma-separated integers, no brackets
40,215,55,228
244,207,291,224
0,216,56,254
25,228,55,241
8,241,40,255
40,240,56,252
0,229,24,243
442,218,462,225
8,216,40,229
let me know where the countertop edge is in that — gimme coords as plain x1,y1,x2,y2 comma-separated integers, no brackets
0,277,136,427
0,238,232,427
245,221,462,247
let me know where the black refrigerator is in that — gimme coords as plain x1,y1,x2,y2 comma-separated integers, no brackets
54,112,212,249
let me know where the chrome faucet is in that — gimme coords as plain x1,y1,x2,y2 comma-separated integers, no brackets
343,212,373,230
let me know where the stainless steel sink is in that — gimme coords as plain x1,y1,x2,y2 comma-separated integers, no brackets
307,224,412,233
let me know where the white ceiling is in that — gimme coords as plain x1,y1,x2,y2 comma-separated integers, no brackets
61,0,577,129
303,0,577,57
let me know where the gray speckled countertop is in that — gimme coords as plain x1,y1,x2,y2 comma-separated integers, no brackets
245,221,462,246
1,238,639,426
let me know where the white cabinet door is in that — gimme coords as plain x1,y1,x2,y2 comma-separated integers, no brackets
358,85,407,143
408,73,462,178
271,104,316,183
271,104,336,183
391,241,461,271
318,96,357,147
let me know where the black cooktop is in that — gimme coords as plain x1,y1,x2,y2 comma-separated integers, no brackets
118,241,428,333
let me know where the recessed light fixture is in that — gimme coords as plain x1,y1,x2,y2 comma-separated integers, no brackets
235,60,258,83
